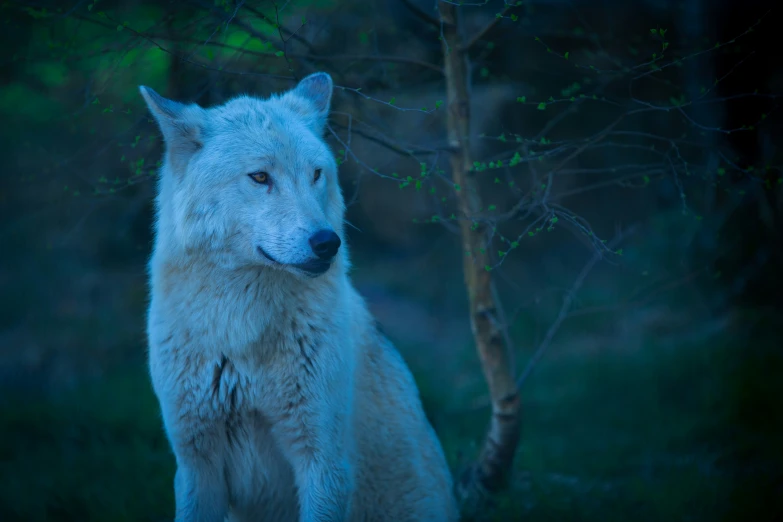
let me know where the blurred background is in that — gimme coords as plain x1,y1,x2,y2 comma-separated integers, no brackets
0,0,781,520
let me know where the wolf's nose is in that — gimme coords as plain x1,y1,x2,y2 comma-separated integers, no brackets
308,229,341,260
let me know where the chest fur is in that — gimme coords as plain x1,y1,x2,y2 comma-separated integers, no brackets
150,310,354,428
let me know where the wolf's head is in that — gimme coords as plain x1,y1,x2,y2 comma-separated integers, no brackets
140,72,345,278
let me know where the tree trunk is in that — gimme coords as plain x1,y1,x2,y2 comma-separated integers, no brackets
438,0,521,508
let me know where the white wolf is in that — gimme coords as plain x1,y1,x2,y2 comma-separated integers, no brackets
140,72,459,522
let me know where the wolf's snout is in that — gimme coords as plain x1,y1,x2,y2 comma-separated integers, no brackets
308,229,341,260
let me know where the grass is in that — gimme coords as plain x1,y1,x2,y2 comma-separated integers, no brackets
1,310,780,522
429,307,783,522
0,373,174,522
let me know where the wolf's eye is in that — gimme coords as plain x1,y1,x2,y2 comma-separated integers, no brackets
313,169,322,183
249,172,270,185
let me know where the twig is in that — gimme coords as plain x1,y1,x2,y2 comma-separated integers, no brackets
516,225,637,388
329,120,442,156
244,4,316,53
462,1,516,52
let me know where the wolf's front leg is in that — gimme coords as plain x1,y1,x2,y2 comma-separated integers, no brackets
273,405,354,522
294,456,353,522
173,460,230,522
163,410,230,522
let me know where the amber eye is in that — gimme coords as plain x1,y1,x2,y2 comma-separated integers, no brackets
313,168,322,182
249,171,270,185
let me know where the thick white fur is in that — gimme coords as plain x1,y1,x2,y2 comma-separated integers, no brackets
141,73,459,522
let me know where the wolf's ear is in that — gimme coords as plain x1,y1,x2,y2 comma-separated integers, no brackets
139,86,205,173
279,72,333,134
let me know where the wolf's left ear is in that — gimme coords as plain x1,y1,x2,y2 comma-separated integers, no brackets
139,86,206,174
279,72,333,134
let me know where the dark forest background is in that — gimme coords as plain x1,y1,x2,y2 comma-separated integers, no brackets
0,0,781,521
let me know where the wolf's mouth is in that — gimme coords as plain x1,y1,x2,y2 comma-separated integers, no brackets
256,246,331,276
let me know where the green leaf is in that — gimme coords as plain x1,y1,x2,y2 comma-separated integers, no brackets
537,102,546,110
564,51,569,60
274,50,284,57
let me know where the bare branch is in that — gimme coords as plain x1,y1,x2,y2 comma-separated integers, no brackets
400,0,445,29
516,225,638,388
130,32,443,74
292,53,443,73
329,120,442,157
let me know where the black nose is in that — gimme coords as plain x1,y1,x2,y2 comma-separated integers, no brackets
308,229,341,260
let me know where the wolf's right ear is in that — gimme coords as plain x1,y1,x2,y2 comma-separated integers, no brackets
139,86,205,172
